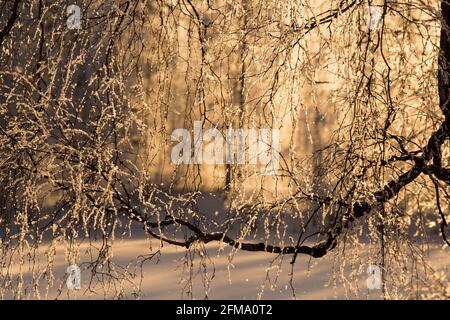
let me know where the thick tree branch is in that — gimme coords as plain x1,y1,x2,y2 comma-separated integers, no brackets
0,0,20,47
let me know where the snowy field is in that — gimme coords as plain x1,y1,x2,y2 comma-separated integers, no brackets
4,239,449,300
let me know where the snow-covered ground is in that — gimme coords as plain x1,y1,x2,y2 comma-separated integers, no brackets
5,239,448,299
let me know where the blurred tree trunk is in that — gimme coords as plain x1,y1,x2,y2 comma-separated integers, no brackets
225,0,249,192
